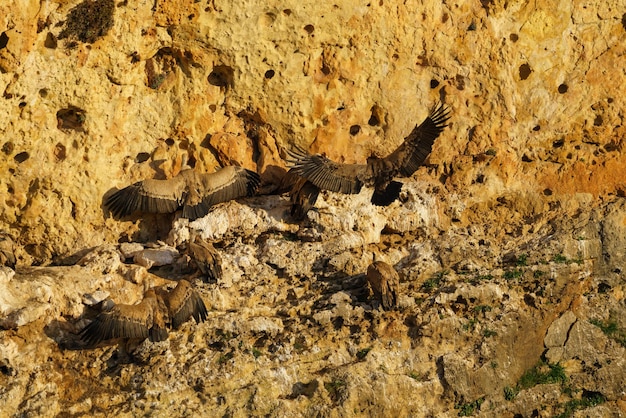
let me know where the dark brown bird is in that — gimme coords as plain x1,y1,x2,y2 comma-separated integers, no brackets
0,232,16,268
105,166,260,220
187,235,223,283
80,280,208,345
289,177,320,220
287,103,450,215
366,261,400,310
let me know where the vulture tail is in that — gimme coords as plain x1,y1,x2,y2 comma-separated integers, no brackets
371,181,403,206
290,179,320,220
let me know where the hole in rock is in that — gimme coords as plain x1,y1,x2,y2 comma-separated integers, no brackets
558,83,568,94
58,0,115,44
14,151,30,163
519,63,532,80
368,105,383,126
54,143,67,161
304,24,314,34
264,69,275,79
593,115,603,126
208,65,234,87
135,152,150,163
2,142,14,155
56,107,86,131
44,32,57,49
349,125,361,135
0,32,8,49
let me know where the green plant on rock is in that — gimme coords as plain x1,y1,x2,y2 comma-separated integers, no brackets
408,371,426,381
483,329,497,338
324,378,347,403
455,397,484,416
518,360,567,389
554,390,606,418
504,385,518,401
462,318,478,332
473,305,492,314
505,360,568,401
516,253,528,266
503,269,523,280
356,347,372,360
422,270,448,291
590,318,626,347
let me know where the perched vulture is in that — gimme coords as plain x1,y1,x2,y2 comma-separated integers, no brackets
366,261,400,310
105,166,260,220
187,235,223,283
0,232,16,268
80,280,208,346
287,102,450,216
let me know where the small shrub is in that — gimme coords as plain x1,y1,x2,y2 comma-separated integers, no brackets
503,269,523,280
455,397,484,416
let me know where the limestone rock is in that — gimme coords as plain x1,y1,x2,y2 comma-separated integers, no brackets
544,310,577,363
133,246,179,269
1,0,626,416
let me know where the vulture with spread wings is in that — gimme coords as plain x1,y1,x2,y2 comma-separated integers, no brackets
105,166,260,221
287,103,450,216
79,280,208,346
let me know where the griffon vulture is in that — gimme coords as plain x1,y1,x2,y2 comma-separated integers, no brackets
80,280,208,345
366,261,400,310
287,103,450,217
105,166,260,220
186,235,223,283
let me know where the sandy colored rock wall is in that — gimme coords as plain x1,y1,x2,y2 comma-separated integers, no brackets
1,0,626,416
0,0,624,264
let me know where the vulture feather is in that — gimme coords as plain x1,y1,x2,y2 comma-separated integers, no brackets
80,280,207,346
105,166,260,220
287,102,450,215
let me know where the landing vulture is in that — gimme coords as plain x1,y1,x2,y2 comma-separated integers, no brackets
105,166,260,220
287,102,450,216
80,280,208,345
187,235,223,283
366,261,400,310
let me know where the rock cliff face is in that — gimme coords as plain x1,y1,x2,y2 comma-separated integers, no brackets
1,0,626,416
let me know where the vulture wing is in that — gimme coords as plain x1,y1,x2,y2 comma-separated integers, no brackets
182,166,260,220
287,146,366,194
105,175,188,218
382,102,450,178
79,292,158,345
162,280,208,329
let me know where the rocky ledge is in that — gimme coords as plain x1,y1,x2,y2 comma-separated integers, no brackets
1,187,625,417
